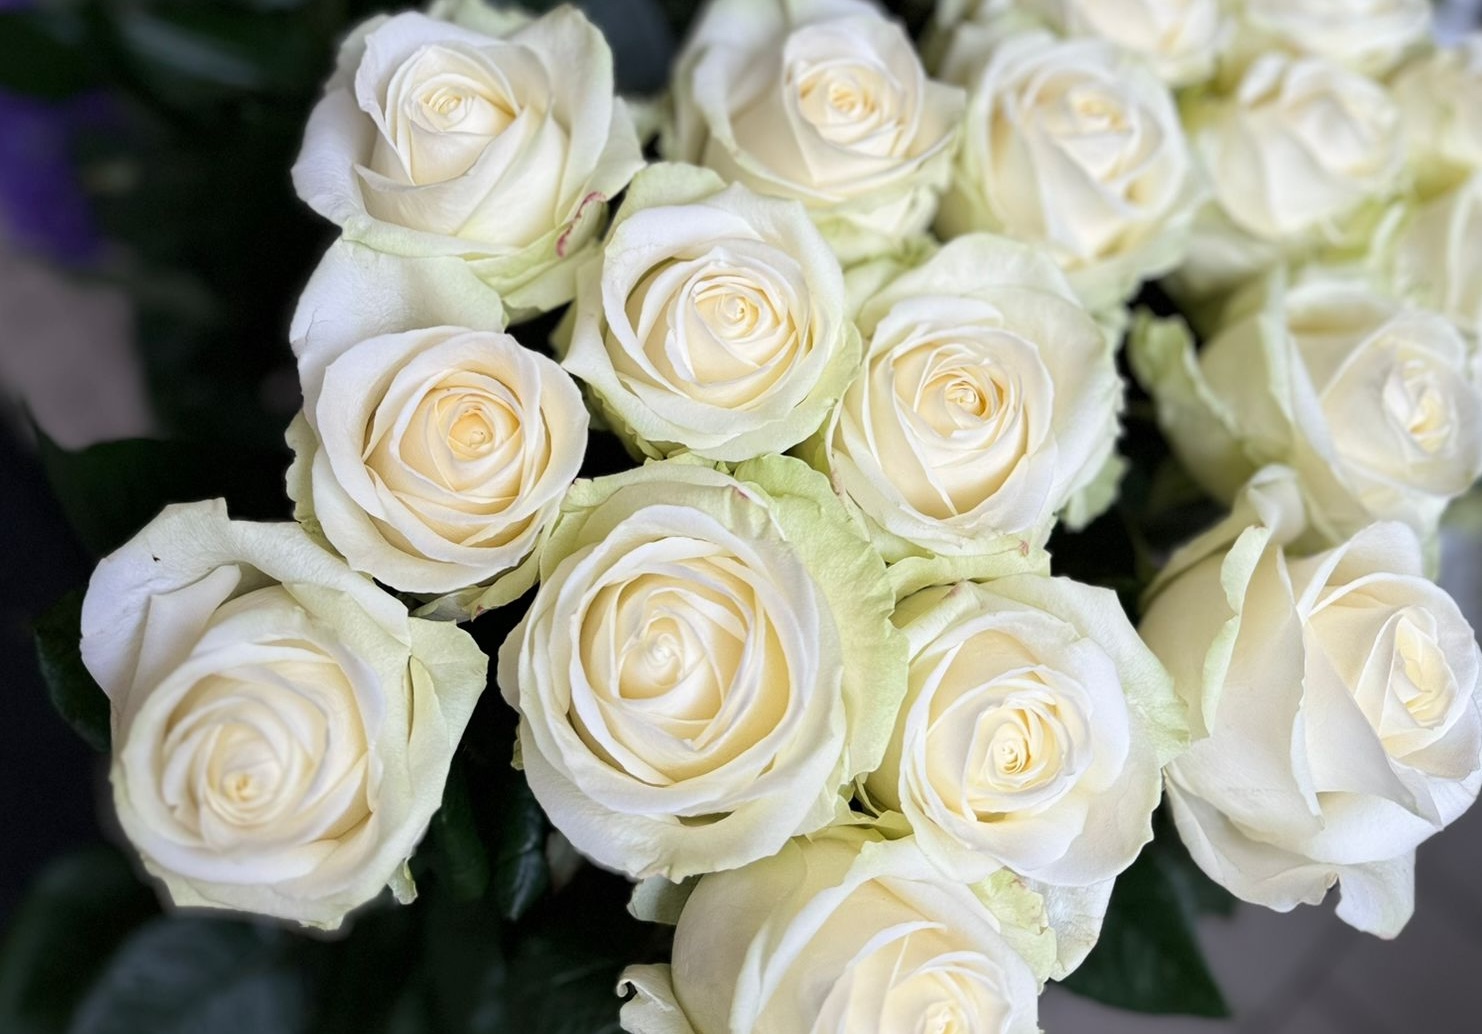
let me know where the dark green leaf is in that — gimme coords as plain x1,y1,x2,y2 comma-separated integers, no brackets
490,770,551,922
0,12,101,99
425,761,492,903
38,433,290,558
0,847,158,1034
33,590,110,752
1060,842,1230,1017
69,917,308,1034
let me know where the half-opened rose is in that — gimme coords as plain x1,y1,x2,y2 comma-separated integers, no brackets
561,164,857,462
811,234,1122,567
1233,0,1430,76
937,29,1197,310
78,501,487,928
292,4,643,319
1141,469,1482,937
497,455,906,880
864,576,1185,886
1178,53,1403,296
665,0,965,262
288,240,588,618
1392,37,1482,197
620,827,1041,1034
1132,270,1482,544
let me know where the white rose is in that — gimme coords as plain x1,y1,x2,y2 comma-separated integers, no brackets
1234,0,1431,76
78,500,488,929
1178,53,1403,296
864,576,1186,889
497,455,907,880
1385,174,1482,339
292,5,643,319
665,0,965,263
1391,37,1482,197
1035,0,1226,87
1141,469,1482,937
936,29,1197,311
812,234,1123,569
620,827,1041,1034
287,240,588,618
560,164,858,462
1132,271,1482,543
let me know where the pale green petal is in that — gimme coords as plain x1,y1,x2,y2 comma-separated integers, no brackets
1060,451,1127,532
972,869,1057,986
1128,308,1254,503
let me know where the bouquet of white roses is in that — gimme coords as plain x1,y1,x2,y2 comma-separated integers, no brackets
9,0,1482,1030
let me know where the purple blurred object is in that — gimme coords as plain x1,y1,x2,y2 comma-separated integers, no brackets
0,90,100,264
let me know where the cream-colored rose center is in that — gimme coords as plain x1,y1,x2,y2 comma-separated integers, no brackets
1393,613,1458,728
364,363,546,551
793,58,904,154
1383,358,1453,455
616,249,812,412
154,589,373,851
413,75,516,137
573,553,794,785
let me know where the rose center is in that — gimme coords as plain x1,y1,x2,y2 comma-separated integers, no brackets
1394,614,1457,727
1383,358,1452,454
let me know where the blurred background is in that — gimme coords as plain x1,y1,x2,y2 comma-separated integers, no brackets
4,0,1482,1032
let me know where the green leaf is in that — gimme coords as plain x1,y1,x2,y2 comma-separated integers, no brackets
0,12,101,100
425,761,492,903
0,847,158,1034
38,433,290,558
69,917,309,1034
1060,840,1230,1017
33,590,110,753
490,770,550,922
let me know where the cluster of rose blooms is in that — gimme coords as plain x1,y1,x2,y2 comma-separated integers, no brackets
74,0,1482,1029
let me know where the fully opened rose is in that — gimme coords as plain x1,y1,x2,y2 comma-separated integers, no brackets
289,241,588,617
1133,271,1482,544
79,501,487,928
561,164,858,462
936,28,1197,310
666,0,965,262
1141,470,1482,937
620,827,1041,1034
292,4,644,318
497,456,906,880
1178,53,1403,296
864,576,1185,887
812,233,1122,565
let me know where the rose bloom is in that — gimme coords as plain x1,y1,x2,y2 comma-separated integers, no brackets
292,3,643,319
1141,469,1482,936
1178,53,1403,296
79,501,487,928
1132,270,1482,544
935,28,1196,311
561,164,858,462
288,240,587,618
864,576,1185,887
1384,174,1482,339
811,234,1122,566
1391,36,1482,197
497,456,906,880
1132,269,1482,545
620,827,1041,1034
1233,0,1431,76
665,0,965,262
